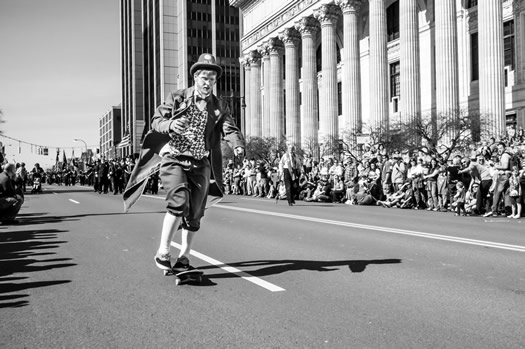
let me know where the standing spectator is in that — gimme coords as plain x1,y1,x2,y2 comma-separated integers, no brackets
279,142,302,206
0,163,24,224
391,156,407,192
437,163,449,211
484,142,511,217
408,158,425,209
424,158,440,211
258,162,270,198
244,161,256,195
343,159,358,204
380,155,393,198
15,162,28,193
232,164,242,195
458,154,492,215
446,157,462,207
303,153,313,174
507,165,522,219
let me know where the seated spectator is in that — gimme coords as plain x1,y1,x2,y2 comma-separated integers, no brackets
465,183,478,214
377,182,412,208
0,163,24,224
331,175,345,203
304,182,324,202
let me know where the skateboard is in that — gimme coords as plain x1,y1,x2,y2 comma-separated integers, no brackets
164,268,204,285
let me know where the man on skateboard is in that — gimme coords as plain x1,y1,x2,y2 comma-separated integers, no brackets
123,53,245,274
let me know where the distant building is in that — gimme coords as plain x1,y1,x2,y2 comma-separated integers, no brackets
232,0,525,148
120,0,243,158
99,105,122,160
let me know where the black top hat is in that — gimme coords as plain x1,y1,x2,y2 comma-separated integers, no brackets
190,53,223,78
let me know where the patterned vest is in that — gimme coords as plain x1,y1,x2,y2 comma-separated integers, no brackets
169,102,208,159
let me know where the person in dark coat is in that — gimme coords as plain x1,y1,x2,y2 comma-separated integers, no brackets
0,163,24,224
123,53,245,273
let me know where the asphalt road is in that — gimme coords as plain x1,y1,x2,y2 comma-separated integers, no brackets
1,184,524,348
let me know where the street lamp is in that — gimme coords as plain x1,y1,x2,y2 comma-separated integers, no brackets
73,138,88,169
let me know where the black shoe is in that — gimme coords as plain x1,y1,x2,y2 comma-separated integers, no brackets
154,252,172,270
172,256,193,273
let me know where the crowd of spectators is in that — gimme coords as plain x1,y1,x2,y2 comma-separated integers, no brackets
222,134,525,219
2,128,525,224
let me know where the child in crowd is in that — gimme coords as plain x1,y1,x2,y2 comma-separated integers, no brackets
453,181,467,216
507,165,522,219
465,183,478,214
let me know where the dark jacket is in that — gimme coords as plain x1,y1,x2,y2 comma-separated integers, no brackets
0,172,17,198
123,87,245,211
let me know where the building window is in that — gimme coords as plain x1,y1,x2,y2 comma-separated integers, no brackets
470,32,479,82
504,20,515,70
390,61,400,99
467,0,478,8
387,1,399,42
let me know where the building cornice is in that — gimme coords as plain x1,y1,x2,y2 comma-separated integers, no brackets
241,0,318,52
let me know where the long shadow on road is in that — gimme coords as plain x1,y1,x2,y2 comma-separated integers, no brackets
0,228,75,309
5,211,164,226
200,258,402,279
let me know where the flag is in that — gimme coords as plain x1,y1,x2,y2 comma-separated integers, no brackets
62,150,67,169
118,134,131,148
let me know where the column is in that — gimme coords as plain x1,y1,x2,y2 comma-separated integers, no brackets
248,50,262,137
479,0,505,137
368,0,389,134
315,4,340,148
268,37,285,140
258,44,271,137
399,0,421,125
295,17,320,153
240,57,251,137
280,27,301,146
435,0,459,119
336,0,363,142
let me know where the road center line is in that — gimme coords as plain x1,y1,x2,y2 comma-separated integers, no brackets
214,205,525,253
170,242,285,292
69,199,80,204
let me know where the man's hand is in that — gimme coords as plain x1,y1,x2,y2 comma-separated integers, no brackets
234,147,245,157
170,117,189,135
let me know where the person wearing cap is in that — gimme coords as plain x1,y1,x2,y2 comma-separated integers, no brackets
123,53,245,273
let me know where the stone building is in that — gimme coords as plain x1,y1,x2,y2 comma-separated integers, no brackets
232,0,525,150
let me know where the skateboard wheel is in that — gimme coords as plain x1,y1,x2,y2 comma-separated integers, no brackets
163,270,169,276
175,278,181,286
196,276,202,284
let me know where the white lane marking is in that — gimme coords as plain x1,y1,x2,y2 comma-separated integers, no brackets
170,242,285,292
215,206,525,253
69,199,80,204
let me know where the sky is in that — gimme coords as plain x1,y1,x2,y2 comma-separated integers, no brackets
0,0,121,167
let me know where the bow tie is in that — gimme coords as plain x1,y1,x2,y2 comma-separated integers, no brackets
195,95,210,103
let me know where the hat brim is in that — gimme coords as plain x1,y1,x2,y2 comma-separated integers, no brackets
190,63,223,78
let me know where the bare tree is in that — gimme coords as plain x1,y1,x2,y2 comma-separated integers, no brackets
388,109,494,162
